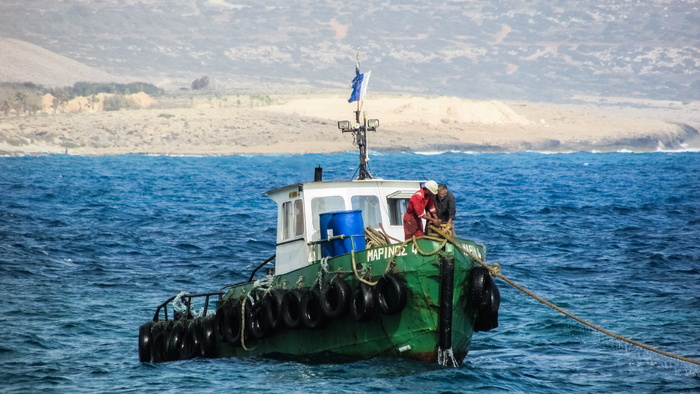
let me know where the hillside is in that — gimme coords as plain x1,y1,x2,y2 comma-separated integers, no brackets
0,0,697,102
0,38,122,86
1,94,698,156
0,1,698,156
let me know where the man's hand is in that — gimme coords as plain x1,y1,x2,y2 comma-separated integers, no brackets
421,214,441,225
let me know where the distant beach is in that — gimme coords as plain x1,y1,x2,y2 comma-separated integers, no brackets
1,94,699,155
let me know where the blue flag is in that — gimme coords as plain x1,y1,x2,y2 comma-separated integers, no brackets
348,67,371,103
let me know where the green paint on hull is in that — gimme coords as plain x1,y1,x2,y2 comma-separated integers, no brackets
216,237,485,365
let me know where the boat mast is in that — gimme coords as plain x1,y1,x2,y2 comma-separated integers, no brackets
338,107,379,180
355,110,371,180
339,53,378,180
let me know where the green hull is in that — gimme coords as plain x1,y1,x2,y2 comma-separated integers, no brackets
139,236,496,366
216,237,485,364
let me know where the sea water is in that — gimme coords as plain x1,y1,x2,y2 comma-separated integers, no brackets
1,152,698,392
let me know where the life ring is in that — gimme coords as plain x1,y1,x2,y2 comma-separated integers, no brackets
376,273,408,315
263,289,286,330
300,287,327,329
166,321,185,361
474,277,500,332
179,320,201,360
200,315,218,358
245,297,270,339
350,282,376,322
281,289,305,329
320,277,351,319
467,266,492,310
223,302,243,346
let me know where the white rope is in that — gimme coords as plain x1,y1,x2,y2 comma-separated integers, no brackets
437,347,458,367
320,257,330,274
172,291,190,316
252,275,273,289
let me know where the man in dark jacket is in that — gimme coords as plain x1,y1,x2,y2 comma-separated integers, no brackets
434,183,456,230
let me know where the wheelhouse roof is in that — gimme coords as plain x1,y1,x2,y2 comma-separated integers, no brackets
264,178,427,197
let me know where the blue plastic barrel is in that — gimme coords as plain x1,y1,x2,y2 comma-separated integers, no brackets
328,210,366,256
319,211,335,257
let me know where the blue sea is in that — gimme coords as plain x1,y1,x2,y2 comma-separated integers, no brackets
1,151,699,393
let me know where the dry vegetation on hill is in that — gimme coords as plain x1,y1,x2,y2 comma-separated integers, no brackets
1,92,698,156
0,37,698,156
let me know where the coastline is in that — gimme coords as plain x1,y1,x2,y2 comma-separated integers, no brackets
1,95,699,156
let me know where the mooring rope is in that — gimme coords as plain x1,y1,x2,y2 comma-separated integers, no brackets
240,291,250,351
427,225,700,366
351,249,378,285
349,232,447,286
365,226,389,248
411,236,447,256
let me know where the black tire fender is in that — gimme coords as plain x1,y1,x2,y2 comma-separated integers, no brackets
467,266,492,310
245,297,270,339
281,289,305,329
320,277,351,319
350,282,377,322
200,315,218,358
223,302,242,346
166,321,185,361
179,320,201,360
474,277,500,332
263,289,286,331
376,273,408,315
300,287,327,329
138,322,154,362
150,321,171,363
215,307,227,343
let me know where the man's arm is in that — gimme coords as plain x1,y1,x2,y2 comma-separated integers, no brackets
448,192,456,221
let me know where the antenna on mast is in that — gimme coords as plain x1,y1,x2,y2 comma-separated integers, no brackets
338,112,379,180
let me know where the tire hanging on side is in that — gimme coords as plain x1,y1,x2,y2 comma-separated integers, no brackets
245,297,270,339
376,273,408,315
300,287,327,329
222,302,242,346
474,276,500,332
179,320,201,360
215,307,228,343
467,266,491,311
320,277,351,319
166,321,185,361
263,289,286,331
150,321,171,363
200,315,218,358
138,322,154,363
350,282,377,322
281,289,305,329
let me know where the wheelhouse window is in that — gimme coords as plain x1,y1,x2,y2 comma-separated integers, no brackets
351,195,381,228
386,190,414,226
294,199,304,236
311,196,345,230
282,199,305,240
388,198,408,225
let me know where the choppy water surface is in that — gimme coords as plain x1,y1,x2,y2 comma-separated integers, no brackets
1,152,698,392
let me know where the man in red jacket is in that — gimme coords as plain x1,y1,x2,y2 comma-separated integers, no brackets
403,180,441,240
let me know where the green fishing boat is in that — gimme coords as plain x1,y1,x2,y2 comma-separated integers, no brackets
137,64,500,366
